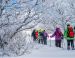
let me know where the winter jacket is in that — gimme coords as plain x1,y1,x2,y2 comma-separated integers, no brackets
43,31,48,38
32,30,36,37
64,29,75,40
38,29,43,36
51,28,63,40
38,31,43,40
35,31,38,39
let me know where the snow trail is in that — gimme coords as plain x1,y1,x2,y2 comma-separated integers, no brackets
1,42,75,58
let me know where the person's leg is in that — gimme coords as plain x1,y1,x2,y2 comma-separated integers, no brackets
43,38,45,44
38,36,40,43
57,40,60,47
33,36,36,41
38,36,41,43
34,36,36,41
55,40,58,47
39,39,40,43
67,40,70,50
41,39,43,44
44,38,46,45
58,40,61,48
71,40,74,49
45,38,47,45
42,37,44,44
44,38,47,45
40,36,43,44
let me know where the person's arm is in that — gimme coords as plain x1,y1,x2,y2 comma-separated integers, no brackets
61,32,64,39
50,32,55,38
46,32,49,37
64,29,67,39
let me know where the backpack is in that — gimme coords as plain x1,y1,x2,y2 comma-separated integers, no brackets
35,31,38,39
67,27,74,38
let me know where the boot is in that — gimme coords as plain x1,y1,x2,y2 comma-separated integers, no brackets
72,47,75,50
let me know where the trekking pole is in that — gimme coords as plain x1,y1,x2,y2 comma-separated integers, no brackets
62,39,65,49
61,36,64,49
49,37,51,47
61,39,63,48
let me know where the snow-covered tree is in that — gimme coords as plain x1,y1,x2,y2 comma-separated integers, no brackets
0,0,43,56
40,0,75,33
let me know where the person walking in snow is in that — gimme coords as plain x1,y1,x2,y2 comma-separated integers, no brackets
32,29,36,41
50,27,63,48
42,30,48,45
64,24,74,50
35,30,38,40
38,31,44,44
38,29,44,44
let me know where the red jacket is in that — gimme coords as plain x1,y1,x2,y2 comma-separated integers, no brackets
35,31,38,39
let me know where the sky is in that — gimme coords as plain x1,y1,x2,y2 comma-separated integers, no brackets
5,0,20,11
12,0,16,4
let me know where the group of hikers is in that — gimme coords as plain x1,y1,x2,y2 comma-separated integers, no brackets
32,29,48,45
32,24,75,50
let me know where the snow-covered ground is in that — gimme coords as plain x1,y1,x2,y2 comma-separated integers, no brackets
1,39,75,58
1,45,75,58
17,45,75,58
